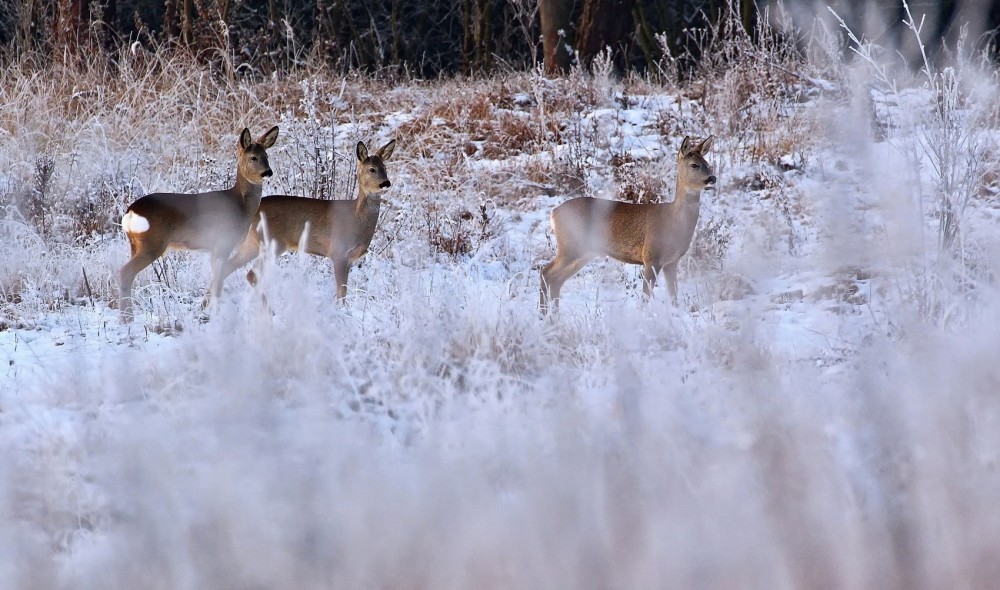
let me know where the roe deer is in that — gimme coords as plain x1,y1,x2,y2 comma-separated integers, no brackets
220,139,396,300
119,126,280,322
539,135,715,313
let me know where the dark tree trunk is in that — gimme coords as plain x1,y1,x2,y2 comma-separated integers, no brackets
476,0,493,71
54,0,90,52
181,0,193,46
576,0,635,70
462,0,495,73
104,0,117,39
539,0,572,75
462,0,474,72
740,0,755,37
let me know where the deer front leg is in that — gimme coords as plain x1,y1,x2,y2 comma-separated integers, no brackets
253,240,292,286
332,256,351,300
204,254,228,310
345,245,369,264
217,234,261,288
641,262,659,298
662,261,679,306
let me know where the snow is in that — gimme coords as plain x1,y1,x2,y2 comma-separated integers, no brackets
3,59,1000,585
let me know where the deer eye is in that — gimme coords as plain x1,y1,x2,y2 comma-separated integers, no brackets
690,162,700,169
251,156,259,162
369,167,376,173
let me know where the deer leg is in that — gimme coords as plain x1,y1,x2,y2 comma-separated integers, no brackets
540,254,591,313
540,256,568,313
204,254,227,310
345,245,369,263
662,261,679,306
118,242,166,323
217,232,261,287
539,261,556,313
252,238,291,286
332,256,350,301
642,262,660,299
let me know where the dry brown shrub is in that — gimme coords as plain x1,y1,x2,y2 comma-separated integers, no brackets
467,94,493,121
424,202,494,258
396,113,435,153
476,113,537,159
610,153,668,204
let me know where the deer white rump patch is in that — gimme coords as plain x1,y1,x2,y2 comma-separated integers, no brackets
122,211,150,233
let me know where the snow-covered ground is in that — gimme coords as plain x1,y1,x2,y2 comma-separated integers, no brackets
2,43,1000,586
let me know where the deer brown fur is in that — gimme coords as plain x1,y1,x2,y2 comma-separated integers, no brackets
220,139,396,300
118,126,280,322
539,135,716,313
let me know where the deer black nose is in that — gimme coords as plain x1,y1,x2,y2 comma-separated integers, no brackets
262,169,273,178
379,180,391,189
705,175,717,186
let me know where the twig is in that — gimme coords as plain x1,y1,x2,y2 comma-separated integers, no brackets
81,266,95,307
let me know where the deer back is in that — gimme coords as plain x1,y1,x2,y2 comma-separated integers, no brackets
123,126,279,254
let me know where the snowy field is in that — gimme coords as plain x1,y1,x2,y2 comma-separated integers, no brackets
3,20,1000,588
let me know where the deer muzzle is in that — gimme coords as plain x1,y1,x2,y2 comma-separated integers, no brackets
379,180,391,189
261,169,273,178
705,175,717,187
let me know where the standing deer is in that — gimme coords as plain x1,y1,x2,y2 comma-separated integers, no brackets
539,135,715,313
119,126,280,322
220,139,396,300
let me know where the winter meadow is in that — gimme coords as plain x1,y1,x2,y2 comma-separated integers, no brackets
3,1,1000,587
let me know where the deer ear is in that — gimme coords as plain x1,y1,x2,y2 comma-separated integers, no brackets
356,141,368,161
239,128,253,150
697,135,714,154
680,136,694,156
377,139,396,161
259,126,279,149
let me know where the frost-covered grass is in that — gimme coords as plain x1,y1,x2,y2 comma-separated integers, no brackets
3,13,1000,587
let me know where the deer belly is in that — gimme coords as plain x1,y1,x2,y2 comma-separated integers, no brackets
607,252,643,265
169,232,235,253
168,239,205,252
277,221,330,255
604,238,645,265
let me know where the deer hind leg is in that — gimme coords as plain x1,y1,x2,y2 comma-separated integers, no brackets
119,238,167,322
332,256,351,301
540,253,592,313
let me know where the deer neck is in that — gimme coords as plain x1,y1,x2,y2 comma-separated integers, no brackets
666,184,703,230
355,189,382,218
235,174,264,214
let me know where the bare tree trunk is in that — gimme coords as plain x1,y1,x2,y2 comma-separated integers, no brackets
102,0,117,50
462,0,473,72
181,0,193,46
54,0,89,53
576,0,635,70
476,0,493,71
539,0,572,75
740,0,756,39
163,0,178,41
391,0,400,66
461,0,494,73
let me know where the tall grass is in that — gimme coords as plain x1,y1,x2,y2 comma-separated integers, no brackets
5,268,1000,588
